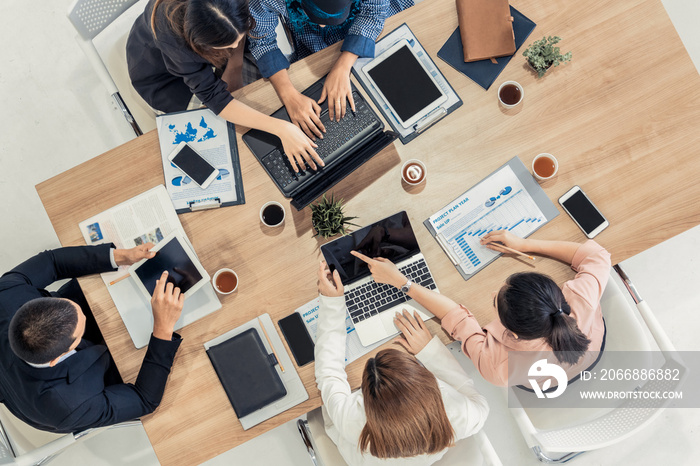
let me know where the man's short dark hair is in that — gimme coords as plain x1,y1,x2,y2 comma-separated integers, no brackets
9,298,79,364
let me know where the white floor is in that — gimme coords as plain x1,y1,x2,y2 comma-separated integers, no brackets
1,0,698,465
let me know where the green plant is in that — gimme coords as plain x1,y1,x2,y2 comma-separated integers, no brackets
523,36,572,78
310,194,358,238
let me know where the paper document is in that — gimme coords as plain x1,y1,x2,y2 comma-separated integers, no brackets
296,298,392,365
78,185,221,348
428,165,546,275
157,108,240,211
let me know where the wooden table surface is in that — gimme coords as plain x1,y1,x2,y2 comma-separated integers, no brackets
36,0,700,463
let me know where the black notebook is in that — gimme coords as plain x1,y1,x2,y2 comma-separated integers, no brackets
206,328,287,418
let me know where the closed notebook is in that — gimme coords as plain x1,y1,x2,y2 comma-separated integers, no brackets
457,0,515,63
206,328,287,418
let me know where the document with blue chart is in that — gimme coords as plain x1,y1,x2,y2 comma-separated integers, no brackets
156,108,245,213
424,157,558,280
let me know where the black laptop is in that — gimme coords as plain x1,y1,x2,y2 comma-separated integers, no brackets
242,76,397,210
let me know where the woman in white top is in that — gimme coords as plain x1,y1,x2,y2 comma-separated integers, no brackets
315,261,489,465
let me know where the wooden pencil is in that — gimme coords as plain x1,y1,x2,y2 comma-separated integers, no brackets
109,274,130,285
259,317,285,373
488,242,535,261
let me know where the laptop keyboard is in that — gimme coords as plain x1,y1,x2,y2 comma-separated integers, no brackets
346,258,437,324
261,92,381,192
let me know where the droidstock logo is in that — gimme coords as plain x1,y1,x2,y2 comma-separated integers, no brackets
528,359,568,399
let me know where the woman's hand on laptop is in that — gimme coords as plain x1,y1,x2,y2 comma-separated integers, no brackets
318,261,344,298
276,121,324,173
350,251,407,289
393,309,432,354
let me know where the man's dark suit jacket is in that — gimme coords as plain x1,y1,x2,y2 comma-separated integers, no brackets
0,245,182,433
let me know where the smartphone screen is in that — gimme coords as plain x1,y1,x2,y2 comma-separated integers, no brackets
171,144,217,186
278,313,315,367
561,189,607,235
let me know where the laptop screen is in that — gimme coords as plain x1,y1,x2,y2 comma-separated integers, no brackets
321,211,419,284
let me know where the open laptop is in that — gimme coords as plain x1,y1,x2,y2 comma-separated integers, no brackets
242,76,397,210
320,211,438,346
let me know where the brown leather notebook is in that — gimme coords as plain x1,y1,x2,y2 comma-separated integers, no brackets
456,0,516,63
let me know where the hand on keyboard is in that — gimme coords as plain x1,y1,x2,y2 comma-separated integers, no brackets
281,89,327,140
318,56,357,122
276,121,323,173
393,309,433,355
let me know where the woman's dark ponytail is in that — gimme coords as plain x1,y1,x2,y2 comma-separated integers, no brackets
497,273,590,365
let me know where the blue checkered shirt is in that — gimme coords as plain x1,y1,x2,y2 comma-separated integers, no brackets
249,0,414,78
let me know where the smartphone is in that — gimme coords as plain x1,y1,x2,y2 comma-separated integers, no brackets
559,186,609,238
278,312,315,367
167,142,219,189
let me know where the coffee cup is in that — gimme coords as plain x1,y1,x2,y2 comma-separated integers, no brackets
260,201,285,227
401,159,427,185
212,268,238,294
532,153,559,181
498,81,524,108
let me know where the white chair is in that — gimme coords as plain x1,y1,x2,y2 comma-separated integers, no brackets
509,265,687,463
67,0,157,137
0,404,140,466
297,406,503,466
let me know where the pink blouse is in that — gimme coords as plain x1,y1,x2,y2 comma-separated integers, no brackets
441,240,611,386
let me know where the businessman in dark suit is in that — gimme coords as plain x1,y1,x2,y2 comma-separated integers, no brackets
0,243,184,433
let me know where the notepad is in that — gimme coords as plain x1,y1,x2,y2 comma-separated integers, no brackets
206,328,287,418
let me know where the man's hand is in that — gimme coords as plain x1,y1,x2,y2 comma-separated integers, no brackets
350,250,407,289
318,52,357,122
114,243,156,267
318,261,344,297
151,271,184,341
282,89,327,140
393,309,432,354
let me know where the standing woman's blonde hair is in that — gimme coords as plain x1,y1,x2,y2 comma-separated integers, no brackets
359,349,455,458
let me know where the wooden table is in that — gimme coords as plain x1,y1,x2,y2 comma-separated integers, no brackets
37,0,700,463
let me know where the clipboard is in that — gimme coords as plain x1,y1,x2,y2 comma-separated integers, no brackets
423,156,559,280
351,23,462,145
156,108,245,214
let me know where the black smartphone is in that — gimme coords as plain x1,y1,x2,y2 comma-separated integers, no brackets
278,312,315,367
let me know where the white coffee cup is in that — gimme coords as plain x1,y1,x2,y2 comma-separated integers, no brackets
260,201,285,227
212,268,238,294
401,159,427,185
532,153,559,181
498,81,525,108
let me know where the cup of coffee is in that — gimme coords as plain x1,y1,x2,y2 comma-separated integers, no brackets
260,201,285,227
401,159,427,185
532,153,559,181
498,81,524,108
212,268,238,294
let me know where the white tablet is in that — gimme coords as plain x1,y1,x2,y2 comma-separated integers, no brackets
129,233,210,302
362,39,447,129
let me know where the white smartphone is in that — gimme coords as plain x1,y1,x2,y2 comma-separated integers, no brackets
167,142,219,189
558,186,609,238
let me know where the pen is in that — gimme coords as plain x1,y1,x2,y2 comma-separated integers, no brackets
487,242,535,261
259,317,285,373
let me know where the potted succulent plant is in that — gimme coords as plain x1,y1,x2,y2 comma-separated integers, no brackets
310,194,358,239
523,36,572,78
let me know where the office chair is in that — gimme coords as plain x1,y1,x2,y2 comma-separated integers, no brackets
67,0,156,137
508,265,687,463
297,406,503,466
0,404,140,466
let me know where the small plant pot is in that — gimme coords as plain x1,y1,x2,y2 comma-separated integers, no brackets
527,59,553,77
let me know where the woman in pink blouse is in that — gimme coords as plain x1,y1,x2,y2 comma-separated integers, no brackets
351,230,611,386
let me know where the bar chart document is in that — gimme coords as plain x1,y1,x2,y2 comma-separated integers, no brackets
425,157,558,278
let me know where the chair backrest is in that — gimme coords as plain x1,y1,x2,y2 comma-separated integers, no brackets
68,0,140,40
